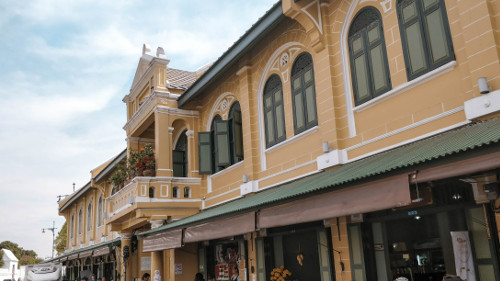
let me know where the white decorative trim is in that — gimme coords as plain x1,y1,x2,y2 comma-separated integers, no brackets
168,127,174,134
317,149,348,170
353,61,457,112
302,0,323,34
265,126,318,154
257,42,305,171
359,0,393,13
160,184,169,197
240,181,259,196
206,93,236,130
464,89,500,120
236,65,252,76
281,68,290,84
141,184,147,196
135,197,201,203
173,126,187,147
186,130,194,137
158,168,173,171
258,159,317,184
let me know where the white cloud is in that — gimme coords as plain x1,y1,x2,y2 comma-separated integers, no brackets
0,0,277,259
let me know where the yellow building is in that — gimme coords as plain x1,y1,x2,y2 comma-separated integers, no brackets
54,1,500,281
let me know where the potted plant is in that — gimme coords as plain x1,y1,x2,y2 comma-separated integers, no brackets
131,144,156,177
109,159,127,188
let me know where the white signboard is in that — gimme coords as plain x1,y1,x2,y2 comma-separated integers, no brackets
174,264,182,275
141,257,151,271
450,231,476,281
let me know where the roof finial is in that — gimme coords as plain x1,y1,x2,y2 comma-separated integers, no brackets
142,43,152,55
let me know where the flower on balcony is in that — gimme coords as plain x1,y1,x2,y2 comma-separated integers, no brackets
129,144,156,176
270,266,292,281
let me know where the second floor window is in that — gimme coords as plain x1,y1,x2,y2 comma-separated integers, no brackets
173,130,188,177
70,215,74,239
291,52,318,133
97,196,103,227
86,203,92,232
263,75,286,148
198,102,245,175
349,7,391,105
397,0,454,80
78,209,82,235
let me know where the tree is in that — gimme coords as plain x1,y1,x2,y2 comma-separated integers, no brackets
0,249,4,267
0,241,43,266
55,222,67,255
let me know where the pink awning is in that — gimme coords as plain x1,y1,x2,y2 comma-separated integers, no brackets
142,229,183,252
257,174,410,228
184,212,255,243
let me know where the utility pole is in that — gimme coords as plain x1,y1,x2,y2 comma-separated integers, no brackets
42,221,57,258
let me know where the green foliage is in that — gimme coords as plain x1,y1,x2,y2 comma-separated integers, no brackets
55,222,67,255
0,250,4,267
108,158,127,188
0,240,42,266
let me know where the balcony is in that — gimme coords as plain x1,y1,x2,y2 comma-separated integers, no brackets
104,175,202,232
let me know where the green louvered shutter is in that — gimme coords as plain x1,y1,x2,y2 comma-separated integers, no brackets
214,120,231,167
198,132,212,174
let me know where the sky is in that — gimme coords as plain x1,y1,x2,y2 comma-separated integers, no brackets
0,0,277,260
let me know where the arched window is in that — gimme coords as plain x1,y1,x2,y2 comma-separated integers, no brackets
229,102,244,164
149,187,155,198
263,74,286,148
173,130,188,177
97,196,103,227
70,215,74,239
397,0,454,80
172,186,179,198
183,187,191,198
86,203,92,232
291,53,318,133
349,7,391,105
78,209,82,235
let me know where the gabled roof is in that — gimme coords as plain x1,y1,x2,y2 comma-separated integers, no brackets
139,117,500,237
177,1,284,107
2,249,18,262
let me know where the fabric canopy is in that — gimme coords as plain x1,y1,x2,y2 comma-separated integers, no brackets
257,174,410,228
142,229,183,252
79,250,93,258
184,212,255,243
93,246,110,257
68,253,79,260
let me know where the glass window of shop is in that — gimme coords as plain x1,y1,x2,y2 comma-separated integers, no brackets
201,239,248,281
257,222,334,281
349,179,500,281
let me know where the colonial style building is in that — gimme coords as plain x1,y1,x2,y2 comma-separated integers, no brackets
53,1,500,281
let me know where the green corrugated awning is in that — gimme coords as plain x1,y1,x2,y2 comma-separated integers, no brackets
139,117,500,237
42,238,121,264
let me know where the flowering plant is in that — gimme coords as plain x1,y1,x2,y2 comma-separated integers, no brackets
135,156,155,173
270,266,292,281
129,144,156,176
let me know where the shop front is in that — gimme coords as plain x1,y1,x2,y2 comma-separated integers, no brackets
348,179,500,281
255,222,333,281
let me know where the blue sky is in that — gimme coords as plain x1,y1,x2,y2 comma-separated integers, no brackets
0,0,277,259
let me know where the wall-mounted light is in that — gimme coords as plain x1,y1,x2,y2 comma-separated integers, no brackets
478,77,491,94
243,174,249,183
322,141,332,153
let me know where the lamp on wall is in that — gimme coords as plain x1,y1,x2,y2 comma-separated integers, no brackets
478,77,491,94
322,141,332,153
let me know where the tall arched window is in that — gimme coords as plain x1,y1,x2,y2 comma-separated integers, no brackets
263,74,286,148
173,130,188,177
70,214,74,239
97,196,103,227
349,7,391,105
291,52,318,133
229,102,243,164
397,0,454,80
86,203,92,232
78,209,82,235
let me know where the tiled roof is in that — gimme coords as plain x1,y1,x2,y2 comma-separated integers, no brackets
167,68,197,90
139,117,500,237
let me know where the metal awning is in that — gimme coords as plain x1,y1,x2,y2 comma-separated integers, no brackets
142,229,183,252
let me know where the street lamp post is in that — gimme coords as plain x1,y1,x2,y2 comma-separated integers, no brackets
42,221,57,258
